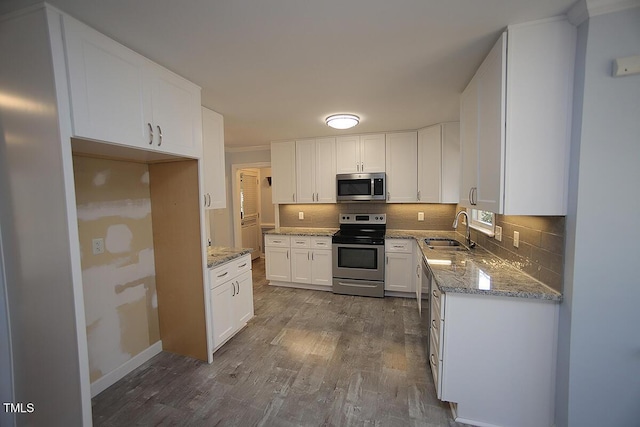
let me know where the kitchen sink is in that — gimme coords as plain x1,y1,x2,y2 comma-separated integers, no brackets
425,238,468,251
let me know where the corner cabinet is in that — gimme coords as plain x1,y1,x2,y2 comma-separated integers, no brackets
417,123,460,203
271,141,297,204
202,107,226,209
63,14,202,158
336,134,386,173
209,254,254,351
385,132,418,203
459,18,576,215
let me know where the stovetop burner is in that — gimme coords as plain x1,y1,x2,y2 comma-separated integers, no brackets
332,213,386,245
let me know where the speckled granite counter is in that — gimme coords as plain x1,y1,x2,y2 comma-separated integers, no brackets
207,247,253,269
264,227,338,237
387,229,561,301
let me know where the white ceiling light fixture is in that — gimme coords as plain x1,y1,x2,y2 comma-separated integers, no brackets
326,114,360,130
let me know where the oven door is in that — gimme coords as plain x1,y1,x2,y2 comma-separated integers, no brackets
332,243,384,282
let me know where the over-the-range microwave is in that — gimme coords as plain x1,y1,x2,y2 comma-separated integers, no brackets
336,173,386,202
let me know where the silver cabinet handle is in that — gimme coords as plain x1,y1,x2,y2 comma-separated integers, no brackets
432,319,437,330
386,256,389,265
204,195,207,206
286,250,289,259
312,252,314,261
157,125,162,146
430,353,437,367
238,263,247,268
148,123,153,145
357,163,360,172
417,190,421,201
217,271,229,278
292,193,295,202
236,281,239,295
232,281,236,296
273,240,281,243
307,252,310,260
387,192,390,201
361,162,364,171
432,289,439,299
393,245,403,248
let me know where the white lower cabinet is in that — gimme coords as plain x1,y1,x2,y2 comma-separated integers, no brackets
265,235,332,290
209,254,254,351
384,239,416,293
429,282,559,427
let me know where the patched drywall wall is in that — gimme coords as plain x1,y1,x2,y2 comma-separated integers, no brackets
73,156,160,383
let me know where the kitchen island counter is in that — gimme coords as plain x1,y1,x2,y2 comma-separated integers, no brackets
386,229,561,301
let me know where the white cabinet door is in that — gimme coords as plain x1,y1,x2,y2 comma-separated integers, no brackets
336,135,360,173
385,252,415,293
291,249,312,284
146,64,202,158
271,141,297,204
234,271,254,326
386,132,417,203
311,250,332,287
295,139,315,204
441,122,460,203
265,247,291,281
202,107,226,209
460,77,479,208
417,125,442,203
210,281,234,348
63,15,147,148
475,33,506,214
315,137,336,203
360,134,386,172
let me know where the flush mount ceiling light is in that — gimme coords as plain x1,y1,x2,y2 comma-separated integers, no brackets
325,114,360,130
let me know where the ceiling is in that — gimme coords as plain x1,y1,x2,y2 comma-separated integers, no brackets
4,0,576,148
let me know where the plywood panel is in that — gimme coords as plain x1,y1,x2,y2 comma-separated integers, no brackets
149,160,207,361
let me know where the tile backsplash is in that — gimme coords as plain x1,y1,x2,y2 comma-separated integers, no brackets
461,212,565,292
279,203,458,230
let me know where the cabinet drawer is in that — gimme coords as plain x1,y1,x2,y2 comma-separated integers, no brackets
209,263,233,289
291,237,311,248
311,237,332,249
265,235,290,247
233,254,251,276
385,239,413,253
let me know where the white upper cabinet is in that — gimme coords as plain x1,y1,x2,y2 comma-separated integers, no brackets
202,107,226,209
295,137,336,204
271,141,297,204
417,123,460,203
63,15,202,158
459,18,576,215
336,134,385,173
385,131,418,203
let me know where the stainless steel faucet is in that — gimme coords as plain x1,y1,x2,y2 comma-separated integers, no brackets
453,210,476,248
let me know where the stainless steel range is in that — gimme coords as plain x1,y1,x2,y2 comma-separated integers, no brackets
332,213,386,298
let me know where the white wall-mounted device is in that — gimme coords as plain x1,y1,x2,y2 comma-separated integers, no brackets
613,55,640,77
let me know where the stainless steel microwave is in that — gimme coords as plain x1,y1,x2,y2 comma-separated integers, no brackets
336,173,386,202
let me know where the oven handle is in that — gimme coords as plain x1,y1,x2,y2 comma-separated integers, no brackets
332,243,385,250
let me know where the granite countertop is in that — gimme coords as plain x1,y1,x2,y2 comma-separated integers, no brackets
264,227,338,237
207,246,253,269
387,229,562,301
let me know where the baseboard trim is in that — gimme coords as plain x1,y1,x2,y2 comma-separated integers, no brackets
90,340,163,397
268,281,331,292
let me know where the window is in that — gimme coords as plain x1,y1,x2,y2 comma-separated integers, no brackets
470,209,495,236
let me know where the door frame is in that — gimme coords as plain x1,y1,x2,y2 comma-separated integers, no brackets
231,162,271,250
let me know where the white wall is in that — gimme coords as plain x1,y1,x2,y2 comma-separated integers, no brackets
557,7,640,427
259,167,275,225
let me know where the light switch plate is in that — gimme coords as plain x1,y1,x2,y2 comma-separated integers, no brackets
418,212,424,221
495,225,502,242
513,231,520,248
298,211,304,220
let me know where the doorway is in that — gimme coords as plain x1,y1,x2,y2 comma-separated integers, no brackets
232,162,276,259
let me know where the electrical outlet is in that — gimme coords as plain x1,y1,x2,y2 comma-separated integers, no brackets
298,211,304,220
513,231,520,248
92,238,105,255
418,212,424,221
495,225,502,242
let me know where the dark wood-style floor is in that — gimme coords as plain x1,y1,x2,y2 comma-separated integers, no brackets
92,258,466,426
